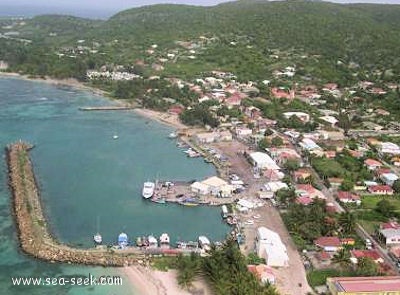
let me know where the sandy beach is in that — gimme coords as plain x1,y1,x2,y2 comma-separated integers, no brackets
133,108,189,130
122,266,212,295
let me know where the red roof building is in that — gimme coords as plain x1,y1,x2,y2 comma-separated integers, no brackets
350,250,384,264
368,185,394,195
296,196,313,206
271,87,295,100
314,236,342,252
381,221,400,230
327,276,400,294
364,158,383,170
336,191,361,205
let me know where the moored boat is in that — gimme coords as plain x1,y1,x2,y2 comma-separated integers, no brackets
151,196,166,204
93,233,102,244
147,235,158,248
198,236,211,251
159,233,170,246
168,132,178,139
118,232,128,248
142,181,155,199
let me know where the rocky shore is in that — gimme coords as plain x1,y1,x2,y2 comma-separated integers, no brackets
7,141,143,266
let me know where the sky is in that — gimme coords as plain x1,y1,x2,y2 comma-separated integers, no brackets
0,0,400,19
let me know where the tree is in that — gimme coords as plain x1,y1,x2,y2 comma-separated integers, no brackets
332,249,351,269
276,188,296,205
258,138,271,151
283,159,300,172
392,179,400,194
338,212,356,235
376,199,395,218
271,136,284,147
356,257,379,276
340,178,354,191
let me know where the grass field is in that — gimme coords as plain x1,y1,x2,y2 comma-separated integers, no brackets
361,195,400,212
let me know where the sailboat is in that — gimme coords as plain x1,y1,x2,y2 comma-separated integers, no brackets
93,216,102,244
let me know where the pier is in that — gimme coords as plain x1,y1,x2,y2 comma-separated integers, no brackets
6,141,142,266
78,106,134,111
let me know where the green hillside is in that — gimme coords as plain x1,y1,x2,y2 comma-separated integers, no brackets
1,1,399,82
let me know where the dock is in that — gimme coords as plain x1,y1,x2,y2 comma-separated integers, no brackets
78,106,134,111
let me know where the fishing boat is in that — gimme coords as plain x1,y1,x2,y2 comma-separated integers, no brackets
159,233,170,246
118,232,128,248
142,181,155,199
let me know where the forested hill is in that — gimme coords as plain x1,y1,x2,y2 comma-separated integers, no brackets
1,1,400,82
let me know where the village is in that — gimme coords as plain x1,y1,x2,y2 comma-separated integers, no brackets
2,18,400,293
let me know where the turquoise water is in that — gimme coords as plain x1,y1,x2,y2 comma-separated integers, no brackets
0,77,229,294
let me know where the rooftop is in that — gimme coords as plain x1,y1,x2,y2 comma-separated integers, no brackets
328,276,400,292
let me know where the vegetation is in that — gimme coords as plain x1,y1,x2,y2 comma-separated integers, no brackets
173,239,278,294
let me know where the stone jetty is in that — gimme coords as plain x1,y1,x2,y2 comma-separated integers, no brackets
6,141,142,266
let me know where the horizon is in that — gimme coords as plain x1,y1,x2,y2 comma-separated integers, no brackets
1,0,400,19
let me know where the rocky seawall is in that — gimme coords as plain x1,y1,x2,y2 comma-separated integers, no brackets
7,141,142,266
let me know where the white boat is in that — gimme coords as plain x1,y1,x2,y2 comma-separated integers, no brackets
113,134,119,139
198,235,211,251
148,235,158,248
118,232,128,248
168,132,178,139
159,233,170,245
93,233,102,244
142,182,155,199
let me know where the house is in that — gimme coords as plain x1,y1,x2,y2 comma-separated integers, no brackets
264,181,288,194
296,196,313,206
328,178,344,188
327,276,400,295
268,148,301,165
368,185,394,195
271,87,295,100
195,132,217,144
381,221,400,230
245,106,262,119
314,236,342,252
283,112,310,123
380,173,399,186
235,127,253,138
264,169,285,181
247,264,275,285
218,130,233,142
256,227,289,267
378,228,400,246
319,115,338,127
295,184,326,200
299,138,322,153
336,191,361,205
350,250,384,264
248,152,280,170
318,130,345,141
294,168,312,182
324,150,337,159
168,105,185,115
379,142,400,155
225,92,245,108
364,159,383,170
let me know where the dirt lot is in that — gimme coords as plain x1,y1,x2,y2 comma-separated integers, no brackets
211,141,313,295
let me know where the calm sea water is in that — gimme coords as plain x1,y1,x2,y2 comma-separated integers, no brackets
0,77,229,294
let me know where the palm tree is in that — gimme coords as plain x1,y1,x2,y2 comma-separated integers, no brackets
338,212,356,235
332,249,351,269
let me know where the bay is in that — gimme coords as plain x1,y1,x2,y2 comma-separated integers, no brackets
0,77,229,294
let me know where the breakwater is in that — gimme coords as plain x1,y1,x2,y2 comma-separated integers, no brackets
6,141,142,266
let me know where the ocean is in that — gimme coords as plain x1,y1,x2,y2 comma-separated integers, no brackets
0,77,229,294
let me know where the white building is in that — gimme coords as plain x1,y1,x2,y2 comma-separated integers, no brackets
190,176,234,197
283,112,310,123
248,152,280,170
319,115,338,127
381,173,399,186
256,227,289,267
379,142,400,155
235,127,253,137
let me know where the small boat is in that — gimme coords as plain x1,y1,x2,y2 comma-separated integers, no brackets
93,233,102,244
118,232,128,248
177,241,198,249
151,196,166,204
253,214,261,219
136,236,144,247
168,132,178,139
198,236,211,251
159,233,170,245
245,219,254,225
147,235,158,248
226,216,238,225
113,134,119,139
178,201,199,207
142,182,155,199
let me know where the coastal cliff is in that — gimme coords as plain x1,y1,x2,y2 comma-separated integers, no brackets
7,141,141,266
